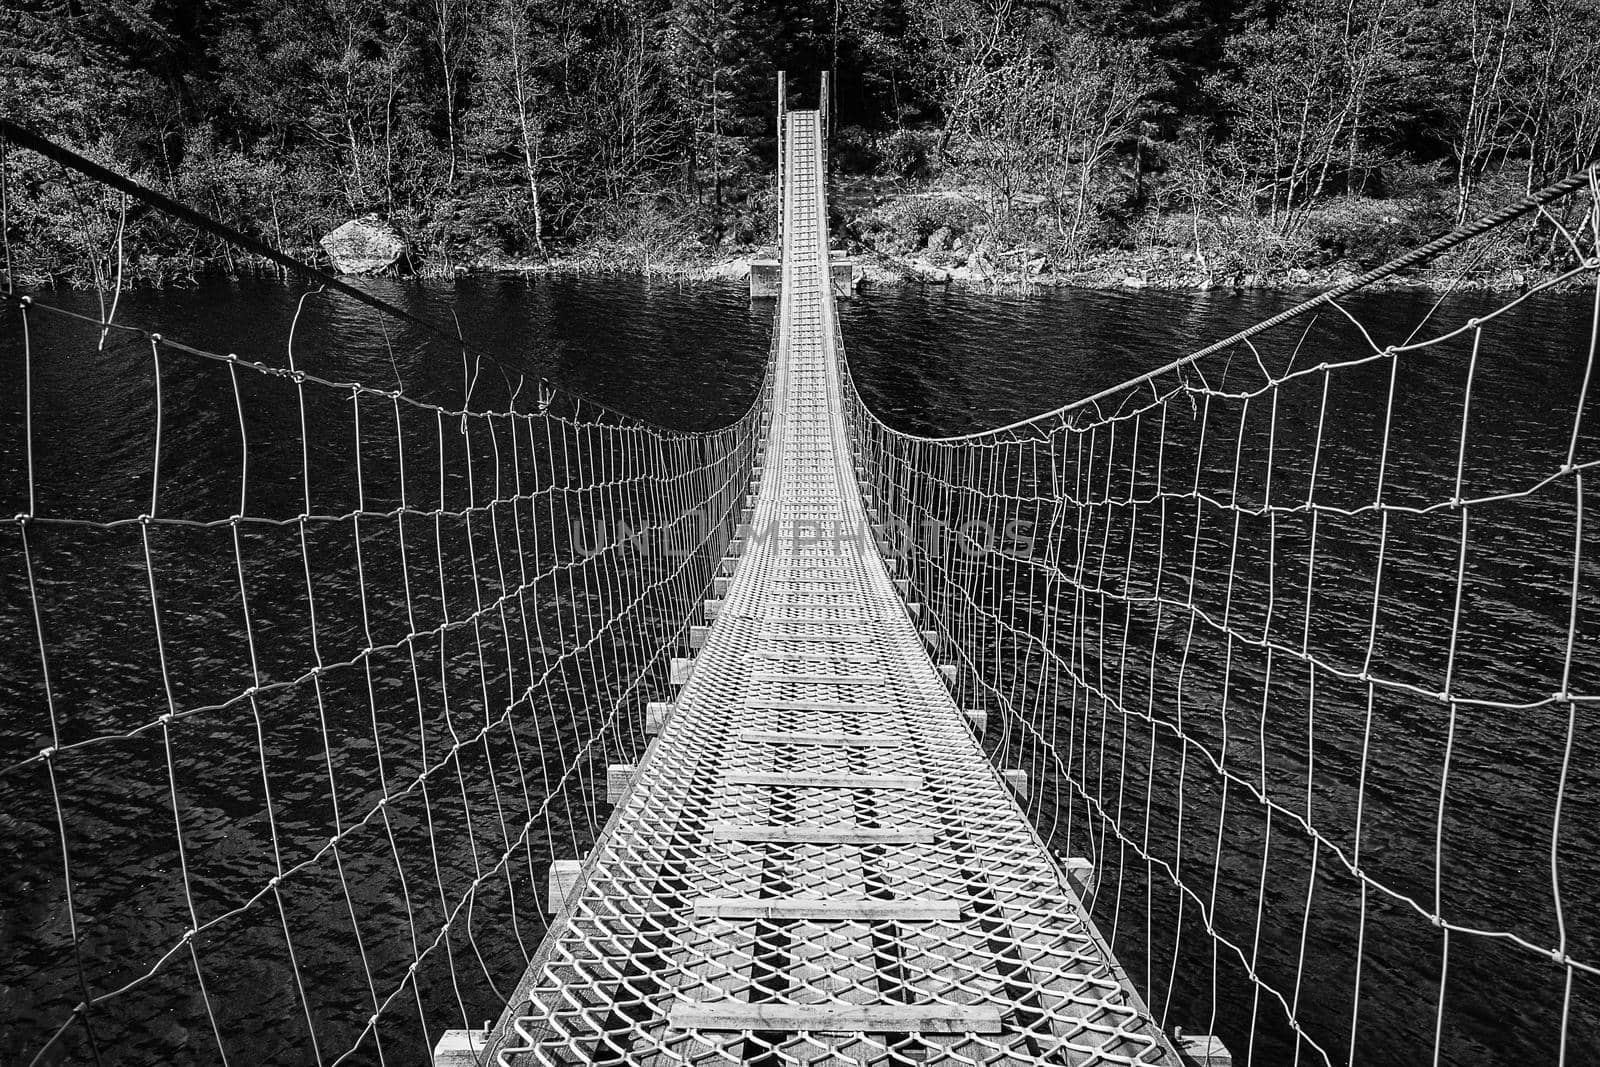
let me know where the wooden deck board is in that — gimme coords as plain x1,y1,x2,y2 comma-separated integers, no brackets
691,897,961,921
736,729,898,747
668,1003,1005,1033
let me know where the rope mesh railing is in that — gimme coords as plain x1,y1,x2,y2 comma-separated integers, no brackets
843,170,1600,1066
1,136,770,1066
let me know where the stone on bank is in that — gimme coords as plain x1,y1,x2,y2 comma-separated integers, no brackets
320,216,410,275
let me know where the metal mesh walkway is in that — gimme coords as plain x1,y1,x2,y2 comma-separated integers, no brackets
493,110,1179,1067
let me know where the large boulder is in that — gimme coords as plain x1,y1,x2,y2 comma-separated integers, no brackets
320,216,409,275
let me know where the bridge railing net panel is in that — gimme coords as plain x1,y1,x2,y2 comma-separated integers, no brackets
843,175,1600,1066
1,149,770,1066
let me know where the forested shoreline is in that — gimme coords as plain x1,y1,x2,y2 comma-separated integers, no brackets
2,0,1597,291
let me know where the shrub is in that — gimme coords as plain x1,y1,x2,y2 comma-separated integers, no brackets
1306,196,1449,270
877,128,937,181
1205,214,1315,277
1375,160,1447,200
1139,212,1205,250
832,126,880,174
868,193,984,249
586,195,704,272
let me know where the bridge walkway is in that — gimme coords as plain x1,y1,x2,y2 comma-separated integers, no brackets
491,109,1179,1067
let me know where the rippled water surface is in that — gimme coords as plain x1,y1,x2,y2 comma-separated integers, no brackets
3,274,1596,1065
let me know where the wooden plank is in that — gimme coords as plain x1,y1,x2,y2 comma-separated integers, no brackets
1062,855,1094,898
692,897,960,921
725,771,921,790
709,822,933,844
771,564,855,571
432,1028,489,1066
750,672,885,685
668,1002,1003,1034
546,860,582,913
1177,1033,1235,1066
758,632,873,644
771,570,855,578
760,615,870,626
748,653,877,668
645,701,673,737
606,763,635,804
737,729,896,747
749,648,876,661
745,699,893,713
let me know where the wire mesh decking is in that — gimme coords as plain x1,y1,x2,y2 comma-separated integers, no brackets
490,111,1181,1067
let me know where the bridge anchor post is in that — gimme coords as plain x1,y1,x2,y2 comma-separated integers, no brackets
748,256,853,298
830,250,856,297
749,259,781,297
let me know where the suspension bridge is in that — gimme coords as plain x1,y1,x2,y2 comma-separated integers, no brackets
3,80,1599,1067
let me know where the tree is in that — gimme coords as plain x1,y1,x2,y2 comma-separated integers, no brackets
1211,5,1361,232
1417,0,1523,220
466,0,557,251
906,0,1027,156
1035,29,1154,256
1506,0,1600,189
937,22,1153,258
434,0,481,190
1065,0,1229,121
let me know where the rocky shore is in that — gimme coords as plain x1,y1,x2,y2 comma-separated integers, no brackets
448,241,1543,295
306,181,1567,296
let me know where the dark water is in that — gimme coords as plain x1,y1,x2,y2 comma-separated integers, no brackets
2,275,1595,1065
844,282,1600,1067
